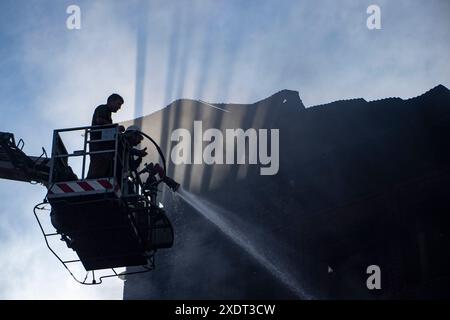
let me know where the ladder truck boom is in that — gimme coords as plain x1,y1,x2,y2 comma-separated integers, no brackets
0,131,50,185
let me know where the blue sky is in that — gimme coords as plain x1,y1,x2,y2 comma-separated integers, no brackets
0,0,449,299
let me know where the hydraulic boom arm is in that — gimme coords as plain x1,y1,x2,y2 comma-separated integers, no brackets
0,132,50,185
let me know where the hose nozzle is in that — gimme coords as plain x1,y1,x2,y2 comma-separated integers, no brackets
163,176,180,192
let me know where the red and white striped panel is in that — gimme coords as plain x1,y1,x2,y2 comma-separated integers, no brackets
48,179,121,197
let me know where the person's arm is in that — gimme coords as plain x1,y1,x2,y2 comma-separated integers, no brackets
95,116,111,125
95,116,124,133
130,147,147,158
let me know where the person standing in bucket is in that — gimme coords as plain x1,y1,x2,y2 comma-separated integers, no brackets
87,93,125,179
